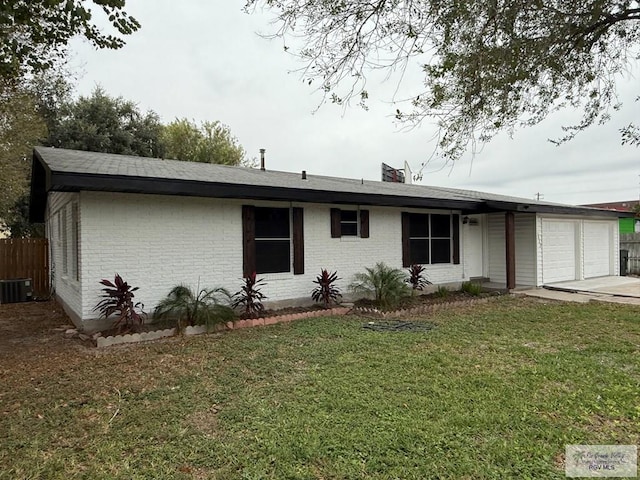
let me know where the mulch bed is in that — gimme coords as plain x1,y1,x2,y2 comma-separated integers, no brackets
0,290,502,352
353,289,501,312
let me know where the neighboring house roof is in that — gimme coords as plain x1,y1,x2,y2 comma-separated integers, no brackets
30,147,629,222
582,200,640,212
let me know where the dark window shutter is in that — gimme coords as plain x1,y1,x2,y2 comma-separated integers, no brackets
242,205,256,276
452,214,460,265
292,207,304,275
360,210,369,238
401,212,410,267
330,208,341,238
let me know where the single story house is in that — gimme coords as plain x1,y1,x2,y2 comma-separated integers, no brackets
29,147,630,328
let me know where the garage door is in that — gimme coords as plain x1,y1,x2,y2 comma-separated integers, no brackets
583,222,611,278
542,220,577,283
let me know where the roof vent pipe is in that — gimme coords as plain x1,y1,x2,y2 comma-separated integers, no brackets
259,148,266,171
302,170,307,180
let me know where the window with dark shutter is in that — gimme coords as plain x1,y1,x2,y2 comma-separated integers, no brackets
242,205,256,276
360,210,369,238
403,213,456,265
330,208,341,238
330,208,370,238
340,210,358,236
292,207,304,275
452,214,460,264
430,214,451,264
409,213,430,265
255,207,291,274
243,206,302,275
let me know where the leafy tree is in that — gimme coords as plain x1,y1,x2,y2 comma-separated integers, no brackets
2,82,252,236
162,118,247,166
246,0,640,162
46,87,165,158
3,193,44,238
0,0,139,81
0,80,46,234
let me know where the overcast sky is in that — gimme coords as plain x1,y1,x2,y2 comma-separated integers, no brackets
68,1,640,206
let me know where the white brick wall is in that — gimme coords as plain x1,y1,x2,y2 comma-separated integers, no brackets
74,192,466,321
49,190,621,322
47,192,82,322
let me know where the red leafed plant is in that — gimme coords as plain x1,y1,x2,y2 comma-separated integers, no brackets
232,272,267,318
311,269,342,308
94,274,146,333
407,264,432,292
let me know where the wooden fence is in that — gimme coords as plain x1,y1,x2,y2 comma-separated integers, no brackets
620,233,640,275
0,238,49,297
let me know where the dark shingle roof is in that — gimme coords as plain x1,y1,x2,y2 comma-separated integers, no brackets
30,147,626,222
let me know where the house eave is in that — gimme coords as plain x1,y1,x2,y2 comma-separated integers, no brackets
48,171,482,211
483,200,630,218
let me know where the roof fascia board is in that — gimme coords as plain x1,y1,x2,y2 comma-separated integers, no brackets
484,200,630,218
29,150,53,222
49,172,482,211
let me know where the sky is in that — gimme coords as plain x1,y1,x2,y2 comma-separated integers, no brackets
67,1,640,206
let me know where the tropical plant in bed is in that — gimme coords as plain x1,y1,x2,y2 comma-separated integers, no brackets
154,285,235,332
406,264,432,293
349,262,410,308
232,272,267,318
461,281,483,296
94,274,146,333
311,269,341,308
435,285,450,298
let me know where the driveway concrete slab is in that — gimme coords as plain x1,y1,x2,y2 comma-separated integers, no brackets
545,276,640,298
515,289,593,303
516,288,640,305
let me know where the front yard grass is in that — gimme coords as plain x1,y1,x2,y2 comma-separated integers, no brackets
1,297,639,479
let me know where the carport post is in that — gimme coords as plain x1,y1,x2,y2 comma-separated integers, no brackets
505,212,516,289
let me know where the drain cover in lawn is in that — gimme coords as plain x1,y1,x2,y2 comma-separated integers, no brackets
362,320,436,333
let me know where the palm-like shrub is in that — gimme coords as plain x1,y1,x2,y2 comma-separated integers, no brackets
349,262,410,308
154,285,235,331
311,269,341,308
94,274,146,333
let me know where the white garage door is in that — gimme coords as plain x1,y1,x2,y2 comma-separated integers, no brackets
583,222,611,278
542,220,577,283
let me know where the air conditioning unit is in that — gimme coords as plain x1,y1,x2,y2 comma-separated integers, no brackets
0,278,34,304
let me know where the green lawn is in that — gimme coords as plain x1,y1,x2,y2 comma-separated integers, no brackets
1,297,639,479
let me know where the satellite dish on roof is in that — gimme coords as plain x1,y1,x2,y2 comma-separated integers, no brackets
404,161,412,184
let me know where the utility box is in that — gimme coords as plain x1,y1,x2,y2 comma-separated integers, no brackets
0,278,34,304
620,249,629,276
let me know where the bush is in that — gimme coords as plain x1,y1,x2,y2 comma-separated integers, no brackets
94,274,146,334
311,269,342,308
232,272,267,318
435,285,449,298
349,262,410,308
154,284,235,332
407,264,432,292
461,281,483,296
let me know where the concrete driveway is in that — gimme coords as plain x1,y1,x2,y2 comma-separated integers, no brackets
546,276,640,297
517,276,640,305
